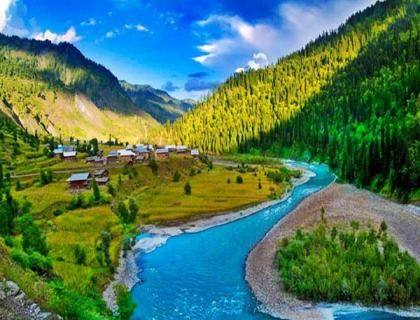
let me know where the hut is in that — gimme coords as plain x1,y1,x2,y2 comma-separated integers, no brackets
155,148,169,159
66,173,92,190
63,151,77,162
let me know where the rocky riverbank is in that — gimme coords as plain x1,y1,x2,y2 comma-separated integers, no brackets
0,278,62,320
246,182,420,320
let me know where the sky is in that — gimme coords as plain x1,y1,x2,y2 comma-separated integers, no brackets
0,0,379,100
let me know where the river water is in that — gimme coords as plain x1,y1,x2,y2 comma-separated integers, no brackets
131,162,415,320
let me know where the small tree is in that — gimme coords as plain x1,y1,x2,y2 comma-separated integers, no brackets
20,214,48,256
148,158,158,174
16,180,22,191
128,198,139,223
92,178,101,202
0,163,3,188
108,184,116,197
236,175,243,184
173,170,181,182
117,201,130,224
184,182,192,195
100,231,112,266
258,182,262,189
74,244,87,265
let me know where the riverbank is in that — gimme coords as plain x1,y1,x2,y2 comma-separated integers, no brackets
246,182,420,320
102,163,315,311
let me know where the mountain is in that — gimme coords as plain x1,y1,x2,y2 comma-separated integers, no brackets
161,0,420,201
120,81,194,123
0,34,160,142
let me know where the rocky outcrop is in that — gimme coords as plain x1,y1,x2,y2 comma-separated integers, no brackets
0,278,62,320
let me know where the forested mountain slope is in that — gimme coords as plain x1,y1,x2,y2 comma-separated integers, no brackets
0,34,159,141
162,0,420,201
121,81,194,123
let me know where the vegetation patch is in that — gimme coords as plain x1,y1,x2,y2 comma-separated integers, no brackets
277,217,420,306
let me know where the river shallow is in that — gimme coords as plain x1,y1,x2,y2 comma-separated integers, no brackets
130,162,416,320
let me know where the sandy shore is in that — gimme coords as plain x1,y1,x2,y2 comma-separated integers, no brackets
246,182,420,320
102,163,315,311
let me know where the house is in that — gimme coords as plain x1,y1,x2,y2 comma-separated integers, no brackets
93,169,109,178
63,151,77,162
66,172,92,190
155,148,169,159
135,155,145,163
107,151,119,164
94,157,106,166
135,146,150,160
92,170,109,186
191,149,200,157
53,148,63,159
166,145,176,152
126,144,134,151
147,144,154,151
119,150,136,163
176,145,187,154
85,156,98,164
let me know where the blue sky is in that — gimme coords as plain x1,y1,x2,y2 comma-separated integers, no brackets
1,0,378,100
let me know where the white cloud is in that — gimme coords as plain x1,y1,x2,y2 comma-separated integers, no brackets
247,52,269,70
235,68,245,73
34,26,82,43
106,31,116,38
193,0,378,74
81,18,96,26
125,24,149,32
0,0,28,37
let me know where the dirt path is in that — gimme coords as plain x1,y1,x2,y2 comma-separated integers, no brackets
246,182,420,320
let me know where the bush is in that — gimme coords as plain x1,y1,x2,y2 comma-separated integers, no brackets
74,244,87,265
173,170,181,182
236,175,243,184
115,284,137,320
53,209,63,217
227,179,231,184
184,182,192,195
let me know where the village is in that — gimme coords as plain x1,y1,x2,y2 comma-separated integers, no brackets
60,143,200,191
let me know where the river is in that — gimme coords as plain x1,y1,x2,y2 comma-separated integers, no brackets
131,162,415,320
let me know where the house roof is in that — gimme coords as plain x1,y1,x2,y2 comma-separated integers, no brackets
95,177,109,183
176,145,187,151
66,173,91,182
191,149,200,155
119,150,136,157
136,146,149,153
156,148,169,154
53,149,63,154
93,169,108,176
126,144,133,150
108,151,118,157
63,151,77,157
85,156,98,161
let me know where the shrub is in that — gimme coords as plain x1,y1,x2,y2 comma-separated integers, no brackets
53,209,63,217
184,182,192,195
115,284,137,320
173,170,181,182
227,179,231,184
74,244,87,265
236,175,243,184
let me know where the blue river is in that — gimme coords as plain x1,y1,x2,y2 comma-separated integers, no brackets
131,162,416,320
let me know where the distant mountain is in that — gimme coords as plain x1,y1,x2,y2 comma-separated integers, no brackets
0,34,159,141
120,81,194,123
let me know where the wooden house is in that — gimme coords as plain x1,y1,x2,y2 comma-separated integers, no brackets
166,145,176,152
191,149,200,157
66,173,92,190
155,148,169,159
119,150,136,163
176,145,187,154
85,156,97,164
63,151,77,162
107,151,119,164
93,169,109,178
94,157,106,166
135,146,150,160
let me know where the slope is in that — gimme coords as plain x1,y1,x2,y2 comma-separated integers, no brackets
0,34,159,142
163,0,420,201
120,81,194,123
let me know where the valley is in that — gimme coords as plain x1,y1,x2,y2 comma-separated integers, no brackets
1,0,420,319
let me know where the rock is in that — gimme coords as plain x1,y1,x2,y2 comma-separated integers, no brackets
15,291,26,301
0,290,6,301
37,312,52,319
5,281,20,296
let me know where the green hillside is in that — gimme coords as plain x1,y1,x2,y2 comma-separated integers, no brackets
163,0,420,201
0,34,160,142
120,81,194,123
